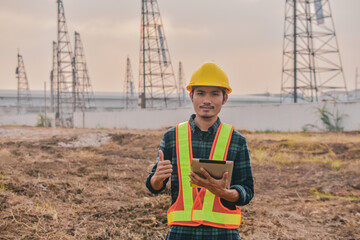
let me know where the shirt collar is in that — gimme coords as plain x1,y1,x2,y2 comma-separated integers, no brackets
189,114,221,134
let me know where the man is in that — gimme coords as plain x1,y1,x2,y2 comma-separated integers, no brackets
146,62,254,240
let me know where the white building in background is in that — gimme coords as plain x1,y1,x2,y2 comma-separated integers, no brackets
0,89,283,115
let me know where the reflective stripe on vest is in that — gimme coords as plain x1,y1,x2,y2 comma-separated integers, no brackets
167,121,242,228
167,122,194,223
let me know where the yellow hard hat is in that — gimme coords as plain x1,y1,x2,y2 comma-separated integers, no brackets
186,62,232,94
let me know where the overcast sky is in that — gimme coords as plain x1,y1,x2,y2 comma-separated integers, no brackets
0,0,359,95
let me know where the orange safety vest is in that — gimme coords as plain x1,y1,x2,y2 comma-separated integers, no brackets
167,121,242,229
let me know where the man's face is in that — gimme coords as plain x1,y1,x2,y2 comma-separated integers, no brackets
190,86,228,119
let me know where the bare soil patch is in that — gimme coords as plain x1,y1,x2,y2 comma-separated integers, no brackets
0,126,359,239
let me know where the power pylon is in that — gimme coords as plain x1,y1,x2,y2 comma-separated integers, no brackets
281,0,348,103
124,56,135,109
16,50,32,112
139,0,180,108
56,0,75,127
73,31,95,112
178,61,187,105
50,41,57,113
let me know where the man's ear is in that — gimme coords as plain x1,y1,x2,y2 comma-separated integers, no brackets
189,91,194,102
222,93,228,105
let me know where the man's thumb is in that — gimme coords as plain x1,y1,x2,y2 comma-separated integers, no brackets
158,150,164,162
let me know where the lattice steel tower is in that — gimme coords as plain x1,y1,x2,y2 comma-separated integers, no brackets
16,50,32,112
73,31,95,112
124,56,135,109
281,0,348,103
178,61,187,105
139,0,180,108
50,41,57,113
56,0,75,127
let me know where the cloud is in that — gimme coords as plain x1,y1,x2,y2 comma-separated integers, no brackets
74,17,139,39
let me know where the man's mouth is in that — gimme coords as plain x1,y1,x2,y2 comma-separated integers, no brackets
200,105,214,110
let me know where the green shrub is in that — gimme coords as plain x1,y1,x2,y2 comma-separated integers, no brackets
37,114,52,127
303,102,347,132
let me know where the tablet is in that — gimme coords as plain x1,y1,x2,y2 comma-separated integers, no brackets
190,158,233,188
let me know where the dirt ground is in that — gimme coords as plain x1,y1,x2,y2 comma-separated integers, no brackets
0,126,359,239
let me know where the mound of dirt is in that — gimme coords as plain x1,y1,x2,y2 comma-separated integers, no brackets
58,133,111,148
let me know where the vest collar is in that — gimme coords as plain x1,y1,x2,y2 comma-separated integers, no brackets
189,114,221,135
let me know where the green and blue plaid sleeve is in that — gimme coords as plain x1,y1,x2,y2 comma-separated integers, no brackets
226,130,254,206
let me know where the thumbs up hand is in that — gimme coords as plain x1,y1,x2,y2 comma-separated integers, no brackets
151,150,173,190
158,149,165,162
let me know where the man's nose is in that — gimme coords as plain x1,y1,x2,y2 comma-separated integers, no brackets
203,94,211,104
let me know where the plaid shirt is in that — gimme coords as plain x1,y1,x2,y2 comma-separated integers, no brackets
146,114,254,240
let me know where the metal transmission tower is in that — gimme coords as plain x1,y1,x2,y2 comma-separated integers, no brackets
139,0,180,108
50,41,57,113
16,50,32,112
178,61,187,105
73,31,95,112
56,0,75,127
281,0,348,103
124,56,135,109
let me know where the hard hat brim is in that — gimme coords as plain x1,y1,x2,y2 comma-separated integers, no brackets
186,84,232,94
